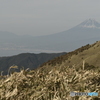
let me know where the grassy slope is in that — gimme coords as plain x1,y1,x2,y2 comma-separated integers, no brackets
40,41,100,69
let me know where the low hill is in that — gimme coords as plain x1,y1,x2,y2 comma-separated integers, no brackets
0,52,66,75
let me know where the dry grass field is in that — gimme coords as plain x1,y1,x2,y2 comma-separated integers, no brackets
0,63,100,100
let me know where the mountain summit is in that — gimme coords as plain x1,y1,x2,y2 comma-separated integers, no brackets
78,19,100,29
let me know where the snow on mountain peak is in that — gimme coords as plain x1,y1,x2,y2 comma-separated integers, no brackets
78,19,100,29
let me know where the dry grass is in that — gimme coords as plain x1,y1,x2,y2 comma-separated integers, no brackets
0,64,100,100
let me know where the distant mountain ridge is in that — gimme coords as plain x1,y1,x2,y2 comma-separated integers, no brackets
0,52,66,75
0,19,100,56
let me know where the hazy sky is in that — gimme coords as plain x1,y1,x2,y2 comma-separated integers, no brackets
0,0,100,36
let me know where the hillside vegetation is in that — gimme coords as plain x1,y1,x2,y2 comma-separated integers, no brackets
0,63,100,99
0,41,100,100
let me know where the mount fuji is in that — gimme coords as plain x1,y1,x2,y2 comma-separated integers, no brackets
0,19,100,56
29,19,100,52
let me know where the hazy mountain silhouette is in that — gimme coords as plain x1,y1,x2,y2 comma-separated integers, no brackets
0,19,100,56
